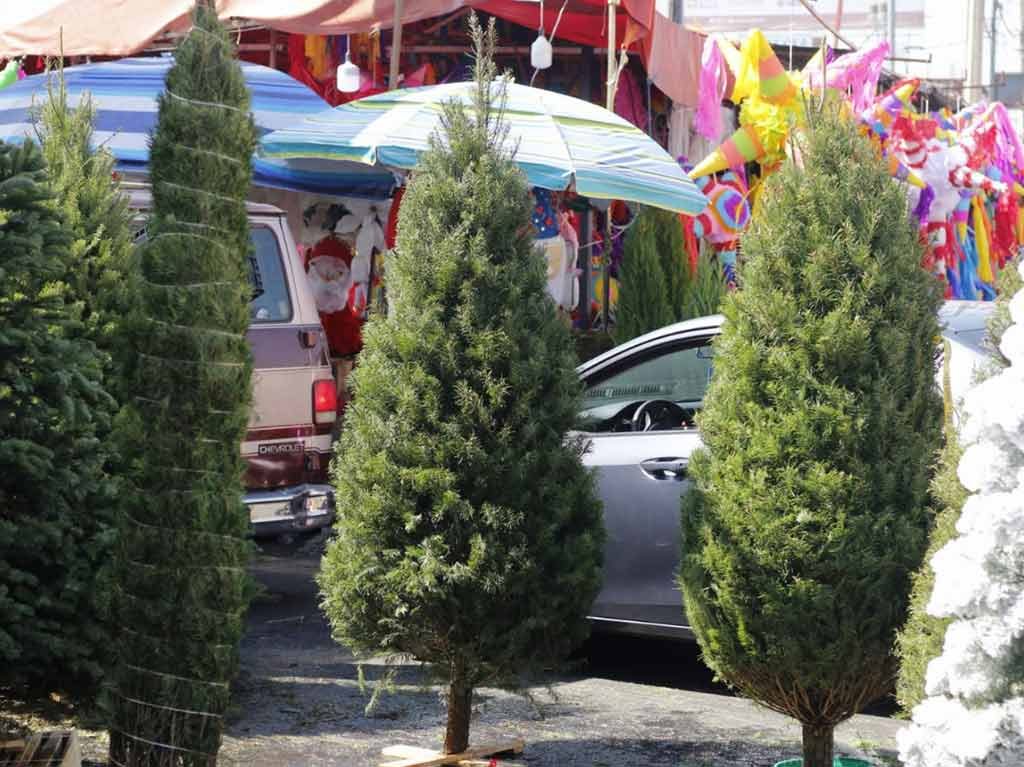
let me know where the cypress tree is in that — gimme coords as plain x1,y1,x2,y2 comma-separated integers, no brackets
318,17,604,755
0,139,114,690
655,207,690,322
683,247,728,319
679,105,943,767
108,7,255,766
614,207,674,344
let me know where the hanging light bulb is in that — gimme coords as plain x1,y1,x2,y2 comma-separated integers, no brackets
337,34,361,93
531,33,553,70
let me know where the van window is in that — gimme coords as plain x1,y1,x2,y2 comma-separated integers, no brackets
249,227,292,323
133,222,293,324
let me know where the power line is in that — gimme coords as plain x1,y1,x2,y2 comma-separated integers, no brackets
996,3,1020,42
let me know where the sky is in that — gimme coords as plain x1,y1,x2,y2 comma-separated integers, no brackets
679,0,1024,104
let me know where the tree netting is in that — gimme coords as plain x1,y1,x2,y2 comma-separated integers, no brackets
107,7,255,766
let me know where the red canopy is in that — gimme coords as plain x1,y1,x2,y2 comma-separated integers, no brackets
473,0,654,50
0,0,701,107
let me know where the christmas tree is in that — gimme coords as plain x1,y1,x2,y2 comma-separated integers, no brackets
35,60,134,353
108,6,255,765
614,207,674,344
4,59,138,699
680,104,943,767
0,139,114,690
898,260,1024,765
319,16,604,755
682,244,727,319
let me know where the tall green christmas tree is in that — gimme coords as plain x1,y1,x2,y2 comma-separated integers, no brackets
654,207,690,321
4,60,138,700
679,105,943,767
319,17,604,756
36,62,134,353
108,6,255,765
683,244,727,320
615,205,704,344
614,208,674,344
0,139,114,691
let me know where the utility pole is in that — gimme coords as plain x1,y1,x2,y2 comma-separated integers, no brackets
967,0,986,99
991,0,1000,100
888,0,896,57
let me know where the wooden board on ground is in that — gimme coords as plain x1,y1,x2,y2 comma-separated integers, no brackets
0,731,80,767
379,739,525,767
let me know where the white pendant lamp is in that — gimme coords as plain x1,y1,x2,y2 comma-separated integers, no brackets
337,35,361,93
531,33,553,70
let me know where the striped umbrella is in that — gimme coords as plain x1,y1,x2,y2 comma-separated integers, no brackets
0,56,395,198
260,80,708,215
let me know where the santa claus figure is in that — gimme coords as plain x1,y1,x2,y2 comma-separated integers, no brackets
305,236,364,357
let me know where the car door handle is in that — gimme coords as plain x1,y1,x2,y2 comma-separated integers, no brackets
640,457,688,480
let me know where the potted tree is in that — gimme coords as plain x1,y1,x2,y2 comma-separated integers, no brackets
680,103,943,767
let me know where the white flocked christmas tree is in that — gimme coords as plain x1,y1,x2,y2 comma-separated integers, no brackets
899,261,1024,766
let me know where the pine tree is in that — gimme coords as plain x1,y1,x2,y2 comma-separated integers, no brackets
2,59,139,700
108,7,255,766
318,17,604,755
614,207,674,344
0,140,114,687
35,61,134,353
679,105,943,767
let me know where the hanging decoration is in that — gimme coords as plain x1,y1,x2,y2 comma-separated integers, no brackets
688,29,1024,300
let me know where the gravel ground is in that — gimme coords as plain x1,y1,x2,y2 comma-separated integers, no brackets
12,535,903,766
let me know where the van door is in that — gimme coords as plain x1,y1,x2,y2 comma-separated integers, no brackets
243,219,334,496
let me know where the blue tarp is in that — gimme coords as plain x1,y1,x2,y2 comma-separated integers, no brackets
0,56,395,199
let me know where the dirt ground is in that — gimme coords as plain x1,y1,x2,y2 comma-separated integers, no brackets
6,538,904,766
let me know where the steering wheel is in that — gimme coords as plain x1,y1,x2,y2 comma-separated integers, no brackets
630,399,691,432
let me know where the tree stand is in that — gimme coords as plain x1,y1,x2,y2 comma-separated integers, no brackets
379,739,524,767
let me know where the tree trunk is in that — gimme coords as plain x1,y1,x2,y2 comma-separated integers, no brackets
802,723,834,767
443,660,473,755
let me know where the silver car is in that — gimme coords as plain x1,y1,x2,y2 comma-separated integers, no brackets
576,303,995,640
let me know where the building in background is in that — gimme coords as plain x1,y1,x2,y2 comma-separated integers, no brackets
682,0,1024,120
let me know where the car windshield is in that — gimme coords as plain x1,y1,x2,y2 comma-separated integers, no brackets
578,343,714,432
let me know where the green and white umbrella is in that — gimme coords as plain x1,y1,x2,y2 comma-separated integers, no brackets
260,80,707,216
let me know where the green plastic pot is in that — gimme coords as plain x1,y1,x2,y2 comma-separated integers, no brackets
774,760,871,767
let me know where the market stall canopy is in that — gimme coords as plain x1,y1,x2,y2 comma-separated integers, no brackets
0,56,395,197
260,79,707,214
216,0,700,105
0,1,702,108
0,0,650,53
0,0,193,56
217,0,465,34
474,0,652,50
